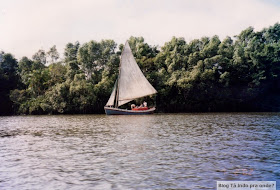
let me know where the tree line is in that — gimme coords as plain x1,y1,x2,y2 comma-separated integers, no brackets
0,23,280,115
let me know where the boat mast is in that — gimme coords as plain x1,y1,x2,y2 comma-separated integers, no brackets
114,66,121,108
114,41,126,108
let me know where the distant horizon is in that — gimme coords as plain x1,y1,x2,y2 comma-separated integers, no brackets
1,0,280,60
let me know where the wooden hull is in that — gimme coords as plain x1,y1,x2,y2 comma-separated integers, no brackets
104,106,156,115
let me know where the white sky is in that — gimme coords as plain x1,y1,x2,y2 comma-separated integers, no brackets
1,0,280,59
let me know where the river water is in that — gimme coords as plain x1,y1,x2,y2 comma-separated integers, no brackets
0,113,279,190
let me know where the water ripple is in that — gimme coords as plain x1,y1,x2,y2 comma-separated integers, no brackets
0,113,279,189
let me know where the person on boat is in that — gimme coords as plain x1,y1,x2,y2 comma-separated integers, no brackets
143,101,147,107
131,104,136,110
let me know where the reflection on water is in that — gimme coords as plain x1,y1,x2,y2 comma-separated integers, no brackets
0,113,279,189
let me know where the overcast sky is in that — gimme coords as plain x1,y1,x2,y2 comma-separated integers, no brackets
1,0,280,59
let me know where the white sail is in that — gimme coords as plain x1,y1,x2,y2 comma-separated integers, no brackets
117,42,157,106
105,82,116,106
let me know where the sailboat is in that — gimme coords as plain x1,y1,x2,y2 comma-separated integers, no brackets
104,41,157,115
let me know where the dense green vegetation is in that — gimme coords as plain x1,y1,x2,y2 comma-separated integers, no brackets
1,23,280,115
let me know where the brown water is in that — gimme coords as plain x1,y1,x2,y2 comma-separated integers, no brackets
0,113,279,190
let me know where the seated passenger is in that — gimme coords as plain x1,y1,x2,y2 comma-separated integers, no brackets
143,101,147,107
131,104,136,110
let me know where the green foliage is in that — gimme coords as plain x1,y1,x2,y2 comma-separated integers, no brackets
1,23,280,115
64,41,80,63
77,40,117,82
32,49,47,65
0,52,19,115
48,62,67,85
47,45,60,64
46,82,70,113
